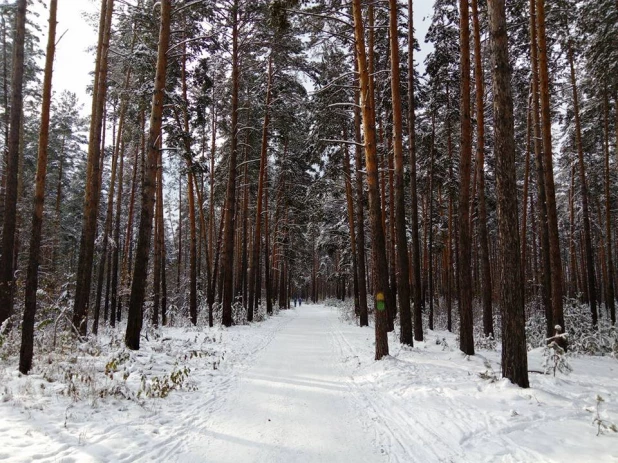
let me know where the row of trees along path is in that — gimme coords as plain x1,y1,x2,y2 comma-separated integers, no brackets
0,0,616,389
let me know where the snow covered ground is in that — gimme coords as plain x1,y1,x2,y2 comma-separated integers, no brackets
1,304,617,462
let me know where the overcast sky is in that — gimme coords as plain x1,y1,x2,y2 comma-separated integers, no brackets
32,0,435,113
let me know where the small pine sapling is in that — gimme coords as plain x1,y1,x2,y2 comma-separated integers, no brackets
543,325,572,376
593,395,618,436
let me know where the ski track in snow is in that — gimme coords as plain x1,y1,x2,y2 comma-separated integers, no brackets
172,305,386,463
1,304,617,462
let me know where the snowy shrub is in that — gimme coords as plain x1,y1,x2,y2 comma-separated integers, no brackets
59,361,99,403
253,306,267,323
139,365,196,399
164,303,181,326
0,315,20,360
196,302,211,326
104,350,131,380
543,329,572,376
431,300,463,335
434,335,450,351
478,368,498,383
475,332,497,351
592,395,618,436
212,301,222,324
526,298,618,355
232,300,248,325
327,298,357,324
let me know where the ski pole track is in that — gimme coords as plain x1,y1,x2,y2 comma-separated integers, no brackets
328,313,462,463
4,305,617,462
326,308,553,463
328,321,417,462
131,309,298,463
17,309,297,463
170,304,387,463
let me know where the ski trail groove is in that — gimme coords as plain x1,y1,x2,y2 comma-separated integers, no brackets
127,310,296,463
173,305,387,463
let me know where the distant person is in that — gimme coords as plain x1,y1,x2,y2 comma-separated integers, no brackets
299,297,302,306
294,297,298,307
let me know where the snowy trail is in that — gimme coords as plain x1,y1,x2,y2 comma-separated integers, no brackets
2,303,617,462
173,304,387,463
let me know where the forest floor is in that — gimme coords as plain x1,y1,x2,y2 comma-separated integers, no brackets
1,304,617,462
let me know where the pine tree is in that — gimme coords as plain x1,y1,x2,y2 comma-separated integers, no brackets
19,0,57,374
487,0,529,388
0,0,27,326
125,0,172,350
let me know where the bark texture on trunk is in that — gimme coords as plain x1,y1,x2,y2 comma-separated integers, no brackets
0,0,27,325
249,56,272,323
472,0,493,338
125,0,171,350
567,43,597,326
536,0,565,335
458,0,475,355
408,0,423,342
603,91,616,324
343,132,360,317
72,0,114,335
388,0,413,346
221,1,240,327
529,0,552,337
354,84,369,327
352,0,390,360
488,0,529,388
20,0,57,374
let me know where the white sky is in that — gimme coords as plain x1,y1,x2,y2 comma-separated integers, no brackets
32,0,99,109
31,0,434,113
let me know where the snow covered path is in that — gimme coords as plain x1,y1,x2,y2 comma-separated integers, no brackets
2,303,618,462
174,304,386,462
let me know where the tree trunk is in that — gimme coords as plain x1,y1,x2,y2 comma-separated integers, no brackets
487,0,529,388
0,0,27,325
407,0,423,342
19,0,57,374
153,138,162,327
208,203,225,326
529,0,553,337
536,0,565,335
521,97,532,297
446,85,454,333
125,0,171,350
118,114,144,325
387,132,397,330
264,141,273,315
179,38,198,326
603,90,616,324
343,128,360,317
428,113,435,331
94,108,123,334
249,56,273,322
209,96,217,280
177,171,183,292
352,0,390,360
191,167,212,313
458,0,475,355
72,0,114,335
472,0,493,337
110,136,125,328
568,164,578,299
51,135,65,271
353,74,369,327
0,13,8,225
568,42,597,326
221,1,240,327
241,148,249,310
161,196,168,326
